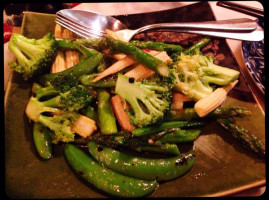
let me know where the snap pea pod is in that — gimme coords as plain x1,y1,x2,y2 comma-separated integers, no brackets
133,143,181,156
107,38,170,77
129,40,183,53
97,89,118,134
33,122,53,159
79,74,116,88
39,40,103,86
156,128,201,143
132,121,205,136
88,141,195,181
64,144,158,197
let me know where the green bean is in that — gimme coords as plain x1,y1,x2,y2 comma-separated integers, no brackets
97,89,118,134
132,121,205,136
107,38,170,77
64,144,158,197
88,141,195,181
33,122,52,159
129,40,183,53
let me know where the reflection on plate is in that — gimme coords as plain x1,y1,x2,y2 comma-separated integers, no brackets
242,19,264,93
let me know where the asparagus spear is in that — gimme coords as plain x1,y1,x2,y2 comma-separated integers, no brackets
166,106,251,121
129,40,183,53
216,118,265,158
107,38,170,77
183,36,211,55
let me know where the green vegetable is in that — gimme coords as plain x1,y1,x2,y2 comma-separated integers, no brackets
97,89,118,134
33,122,53,159
80,105,97,121
129,40,183,53
166,106,251,121
107,38,170,77
174,51,240,100
88,141,195,181
8,32,57,80
39,39,103,86
132,121,204,136
76,37,108,51
156,128,201,143
79,74,116,88
64,144,158,197
115,74,172,127
183,36,211,55
216,118,265,158
25,84,93,144
133,143,181,156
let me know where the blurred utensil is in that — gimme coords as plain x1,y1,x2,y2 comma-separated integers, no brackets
56,9,263,41
217,1,264,18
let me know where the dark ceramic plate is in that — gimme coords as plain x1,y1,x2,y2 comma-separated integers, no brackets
242,19,264,94
5,2,265,198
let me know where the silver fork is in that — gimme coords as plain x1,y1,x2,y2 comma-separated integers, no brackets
55,10,263,41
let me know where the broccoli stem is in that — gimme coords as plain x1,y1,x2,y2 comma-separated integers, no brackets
97,89,118,135
107,38,170,77
132,121,205,136
166,106,251,121
129,40,183,53
183,36,211,54
216,118,265,158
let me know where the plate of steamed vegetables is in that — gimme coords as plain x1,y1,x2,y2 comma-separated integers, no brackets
5,7,265,198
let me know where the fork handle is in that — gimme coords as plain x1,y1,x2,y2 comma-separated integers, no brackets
136,18,257,34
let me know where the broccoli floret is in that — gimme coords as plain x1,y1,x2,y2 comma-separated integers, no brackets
25,84,93,144
50,74,79,93
115,74,172,127
8,32,57,80
60,85,93,112
174,52,240,100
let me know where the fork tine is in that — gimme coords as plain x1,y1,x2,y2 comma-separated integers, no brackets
56,19,99,39
56,17,105,38
56,16,105,37
57,13,107,35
